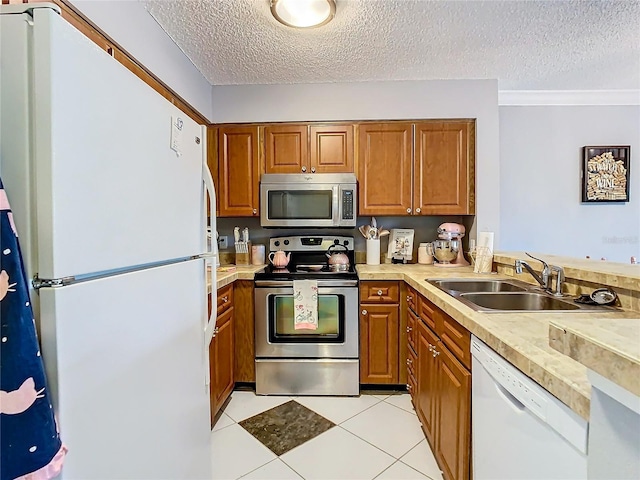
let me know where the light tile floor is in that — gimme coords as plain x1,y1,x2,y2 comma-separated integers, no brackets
211,391,444,480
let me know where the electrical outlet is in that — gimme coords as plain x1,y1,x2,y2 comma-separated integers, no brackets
218,236,228,249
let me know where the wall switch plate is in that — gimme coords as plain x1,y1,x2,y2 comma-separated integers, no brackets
218,236,228,249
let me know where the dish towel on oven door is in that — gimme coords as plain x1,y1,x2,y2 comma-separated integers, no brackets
0,177,66,479
293,280,318,330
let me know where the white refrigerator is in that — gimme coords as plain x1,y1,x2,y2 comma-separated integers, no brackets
1,4,217,479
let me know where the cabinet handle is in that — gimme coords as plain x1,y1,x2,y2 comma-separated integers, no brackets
415,208,421,214
301,166,307,172
311,167,316,173
428,343,434,352
406,208,412,214
252,208,257,215
377,289,383,296
406,383,412,392
406,358,413,365
406,326,412,333
361,309,368,315
222,296,228,303
406,295,413,302
432,349,440,358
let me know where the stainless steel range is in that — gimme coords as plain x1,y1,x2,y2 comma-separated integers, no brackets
254,235,359,396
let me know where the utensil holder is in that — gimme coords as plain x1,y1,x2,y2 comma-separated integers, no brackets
366,239,380,265
473,246,493,273
235,241,251,266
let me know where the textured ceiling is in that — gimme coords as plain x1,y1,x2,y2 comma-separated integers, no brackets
143,0,640,90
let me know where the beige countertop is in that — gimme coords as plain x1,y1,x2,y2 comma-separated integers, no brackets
494,251,640,292
210,260,637,420
211,265,266,291
548,318,640,398
358,264,637,420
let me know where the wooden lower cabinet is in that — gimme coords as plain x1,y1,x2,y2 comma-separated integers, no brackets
360,281,400,384
416,319,439,446
360,303,399,383
233,280,255,382
209,293,234,427
409,294,471,480
436,342,471,480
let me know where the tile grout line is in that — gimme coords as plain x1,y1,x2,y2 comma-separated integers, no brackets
381,396,418,415
397,459,442,480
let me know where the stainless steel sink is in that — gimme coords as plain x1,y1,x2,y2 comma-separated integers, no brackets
426,278,617,313
458,292,581,312
430,279,528,293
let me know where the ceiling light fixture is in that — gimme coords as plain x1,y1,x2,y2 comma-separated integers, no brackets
270,0,336,29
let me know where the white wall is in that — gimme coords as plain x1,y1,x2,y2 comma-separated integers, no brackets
69,0,213,121
499,105,640,263
211,80,501,244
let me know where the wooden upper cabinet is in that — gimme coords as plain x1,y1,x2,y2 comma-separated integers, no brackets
264,124,308,174
264,124,354,174
310,125,354,173
415,121,475,215
358,123,413,216
217,125,260,217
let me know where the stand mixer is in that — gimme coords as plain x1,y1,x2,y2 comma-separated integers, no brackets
433,223,470,267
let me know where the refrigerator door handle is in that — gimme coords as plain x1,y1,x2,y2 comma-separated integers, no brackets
202,141,217,390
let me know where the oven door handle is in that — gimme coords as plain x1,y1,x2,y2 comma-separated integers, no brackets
255,279,358,288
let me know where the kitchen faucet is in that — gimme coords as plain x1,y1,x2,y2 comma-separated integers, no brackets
514,253,565,296
514,253,552,291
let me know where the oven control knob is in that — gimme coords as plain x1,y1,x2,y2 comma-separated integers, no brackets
284,240,290,246
334,239,339,244
274,241,280,247
344,240,349,246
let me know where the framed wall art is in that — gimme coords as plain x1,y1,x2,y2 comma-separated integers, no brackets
582,146,630,203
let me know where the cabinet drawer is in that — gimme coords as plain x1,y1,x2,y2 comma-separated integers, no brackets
437,313,471,370
407,371,417,399
407,308,418,353
406,285,418,313
360,281,400,303
217,284,233,316
406,345,417,378
418,296,438,331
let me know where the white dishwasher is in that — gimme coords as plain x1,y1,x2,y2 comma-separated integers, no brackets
471,336,588,479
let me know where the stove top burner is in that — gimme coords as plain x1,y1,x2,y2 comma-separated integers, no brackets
254,235,358,282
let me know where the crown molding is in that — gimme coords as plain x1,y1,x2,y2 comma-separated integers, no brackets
498,90,640,106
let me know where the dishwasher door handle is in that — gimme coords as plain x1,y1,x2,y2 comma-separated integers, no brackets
495,382,526,412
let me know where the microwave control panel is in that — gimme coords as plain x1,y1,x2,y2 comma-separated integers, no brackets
342,190,354,219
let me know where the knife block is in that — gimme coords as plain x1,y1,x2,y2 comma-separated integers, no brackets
235,241,251,266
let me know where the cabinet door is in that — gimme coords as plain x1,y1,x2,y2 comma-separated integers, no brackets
359,304,399,384
218,126,260,217
436,340,471,480
264,124,308,173
310,124,354,173
210,306,234,426
206,126,218,217
416,320,439,446
358,123,413,215
414,121,474,215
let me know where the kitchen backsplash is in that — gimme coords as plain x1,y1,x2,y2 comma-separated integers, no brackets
216,215,474,263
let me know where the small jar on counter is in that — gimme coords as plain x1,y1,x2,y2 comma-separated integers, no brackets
418,243,434,264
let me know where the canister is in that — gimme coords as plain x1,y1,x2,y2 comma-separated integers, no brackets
418,243,434,264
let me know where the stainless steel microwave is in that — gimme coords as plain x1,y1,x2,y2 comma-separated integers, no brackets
260,173,357,228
